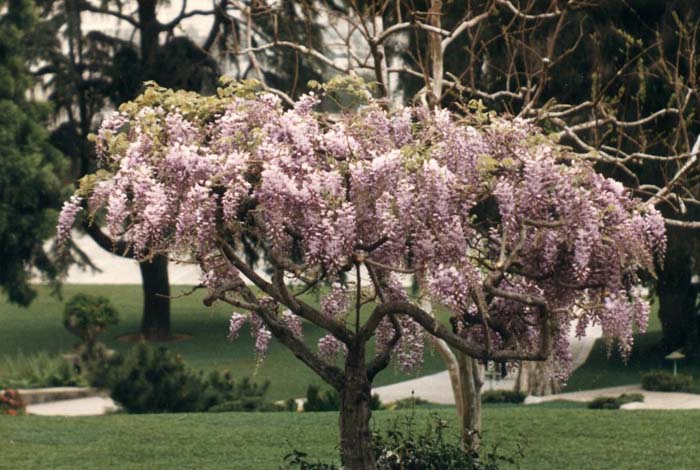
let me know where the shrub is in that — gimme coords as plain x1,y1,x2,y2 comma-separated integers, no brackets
303,385,382,412
0,352,84,389
617,393,645,406
641,370,693,392
588,397,622,410
92,344,278,413
481,390,526,404
588,393,644,410
391,396,429,410
0,389,26,416
63,293,119,343
283,413,521,470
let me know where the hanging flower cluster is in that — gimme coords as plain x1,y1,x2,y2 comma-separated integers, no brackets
58,81,665,378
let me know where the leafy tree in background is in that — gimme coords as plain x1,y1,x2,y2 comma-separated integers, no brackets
0,0,65,305
34,0,325,340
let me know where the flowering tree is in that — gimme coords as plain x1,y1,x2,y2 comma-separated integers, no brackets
58,81,664,468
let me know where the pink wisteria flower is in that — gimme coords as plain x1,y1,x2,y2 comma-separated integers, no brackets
58,81,665,378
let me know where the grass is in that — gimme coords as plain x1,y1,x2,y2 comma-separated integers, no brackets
0,285,448,400
565,301,700,392
2,406,699,469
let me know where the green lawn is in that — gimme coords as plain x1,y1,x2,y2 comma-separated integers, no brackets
2,406,699,469
0,285,448,400
565,301,700,391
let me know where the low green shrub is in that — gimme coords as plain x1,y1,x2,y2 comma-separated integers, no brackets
588,397,622,410
0,352,84,389
588,393,644,410
92,343,278,413
481,390,526,404
391,396,429,410
63,293,118,343
641,370,693,392
303,385,382,412
282,412,522,469
617,393,645,406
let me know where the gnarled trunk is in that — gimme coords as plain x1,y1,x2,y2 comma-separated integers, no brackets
139,254,171,341
339,345,376,470
514,361,561,396
458,353,483,452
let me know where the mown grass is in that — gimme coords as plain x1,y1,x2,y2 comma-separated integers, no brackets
2,406,699,469
0,285,448,400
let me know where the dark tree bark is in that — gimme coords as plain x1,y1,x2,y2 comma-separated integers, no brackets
139,254,171,341
86,222,172,340
339,345,376,470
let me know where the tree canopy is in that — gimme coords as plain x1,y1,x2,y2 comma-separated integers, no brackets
57,81,665,468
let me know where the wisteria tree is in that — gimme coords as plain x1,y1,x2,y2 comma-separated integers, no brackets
58,80,665,468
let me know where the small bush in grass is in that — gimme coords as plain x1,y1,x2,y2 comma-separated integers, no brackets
63,293,118,344
0,352,84,389
391,396,429,410
0,389,26,416
282,412,521,469
588,397,622,410
481,390,526,404
303,385,382,412
93,343,277,413
617,393,644,405
641,370,693,392
588,393,644,409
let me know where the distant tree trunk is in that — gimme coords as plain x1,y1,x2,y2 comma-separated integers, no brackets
458,353,482,452
134,0,171,341
86,223,172,340
139,255,171,341
339,345,376,470
514,361,561,396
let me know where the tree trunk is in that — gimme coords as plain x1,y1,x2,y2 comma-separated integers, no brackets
458,353,482,452
422,300,464,417
514,361,561,396
139,254,171,341
339,345,376,470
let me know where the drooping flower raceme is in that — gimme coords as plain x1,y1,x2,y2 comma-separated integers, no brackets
58,82,665,379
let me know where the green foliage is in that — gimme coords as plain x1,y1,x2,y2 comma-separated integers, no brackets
641,370,694,392
372,413,519,470
481,390,526,404
588,396,622,410
92,343,278,413
390,396,429,410
283,412,520,469
617,393,645,405
0,351,83,389
587,393,644,410
0,285,452,401
0,0,65,305
303,385,340,412
303,385,382,412
63,293,118,343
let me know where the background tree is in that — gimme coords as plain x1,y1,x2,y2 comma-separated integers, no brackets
0,0,65,305
34,0,328,340
34,0,221,339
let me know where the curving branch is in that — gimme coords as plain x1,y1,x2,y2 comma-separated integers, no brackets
361,301,553,361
